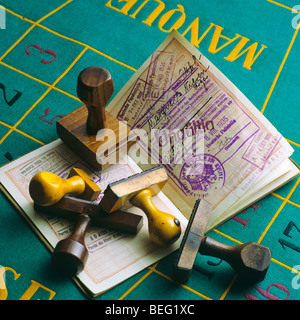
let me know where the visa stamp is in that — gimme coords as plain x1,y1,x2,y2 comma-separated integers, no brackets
117,78,148,125
180,153,225,197
144,50,176,102
242,131,282,170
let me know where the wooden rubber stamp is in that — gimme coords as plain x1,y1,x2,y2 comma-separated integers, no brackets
34,196,143,234
29,167,101,206
173,199,271,283
35,196,143,275
29,169,143,274
99,166,181,247
56,66,134,170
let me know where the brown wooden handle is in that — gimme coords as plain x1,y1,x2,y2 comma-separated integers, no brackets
69,213,91,244
130,189,181,247
199,236,236,263
199,236,271,282
52,213,92,275
29,171,85,206
77,66,114,134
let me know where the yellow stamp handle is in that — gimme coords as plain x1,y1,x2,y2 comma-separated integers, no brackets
29,171,85,206
130,189,181,247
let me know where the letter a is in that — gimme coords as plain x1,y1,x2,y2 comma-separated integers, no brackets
96,129,117,165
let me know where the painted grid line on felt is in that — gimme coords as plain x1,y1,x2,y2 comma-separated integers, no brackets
0,4,44,61
36,0,73,23
219,274,239,300
0,46,88,145
0,87,51,144
273,258,300,275
220,257,300,300
118,264,158,300
212,229,243,245
287,139,300,149
0,120,44,145
2,5,137,73
2,4,300,147
2,5,209,300
0,24,36,61
0,61,80,102
1,56,300,148
272,192,300,208
3,1,299,116
0,0,79,145
260,18,300,114
118,259,213,300
0,1,299,301
0,4,300,147
267,0,300,14
258,176,300,243
37,24,138,72
152,268,212,300
3,7,36,24
118,222,300,300
0,0,73,62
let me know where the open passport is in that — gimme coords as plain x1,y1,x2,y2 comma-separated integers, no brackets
0,31,299,298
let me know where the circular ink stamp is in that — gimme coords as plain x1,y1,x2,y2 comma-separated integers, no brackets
180,153,225,196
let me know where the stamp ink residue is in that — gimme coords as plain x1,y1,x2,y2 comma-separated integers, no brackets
180,153,225,197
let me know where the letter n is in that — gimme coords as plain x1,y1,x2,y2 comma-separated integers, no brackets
182,18,214,47
208,24,241,54
225,37,267,70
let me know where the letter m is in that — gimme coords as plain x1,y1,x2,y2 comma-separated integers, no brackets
225,36,267,70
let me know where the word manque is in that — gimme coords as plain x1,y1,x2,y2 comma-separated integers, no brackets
106,0,267,70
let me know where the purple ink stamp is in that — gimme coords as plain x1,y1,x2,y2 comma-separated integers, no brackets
117,78,148,124
144,50,176,101
242,131,282,170
180,153,225,196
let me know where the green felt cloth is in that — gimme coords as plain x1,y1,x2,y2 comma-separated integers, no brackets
0,0,299,300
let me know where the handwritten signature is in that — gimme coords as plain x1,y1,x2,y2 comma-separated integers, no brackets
179,54,210,93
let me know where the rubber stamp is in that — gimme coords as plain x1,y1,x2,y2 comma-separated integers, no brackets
29,167,101,206
56,67,135,170
99,165,181,247
173,199,271,283
35,196,143,275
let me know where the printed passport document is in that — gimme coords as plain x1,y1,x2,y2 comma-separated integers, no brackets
107,30,300,230
0,140,186,298
0,31,299,297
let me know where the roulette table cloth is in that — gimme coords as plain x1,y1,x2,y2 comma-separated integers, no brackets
0,0,299,301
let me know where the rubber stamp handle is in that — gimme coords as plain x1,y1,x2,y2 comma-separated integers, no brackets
52,213,91,275
130,189,181,247
77,66,114,134
199,236,271,282
29,171,85,206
